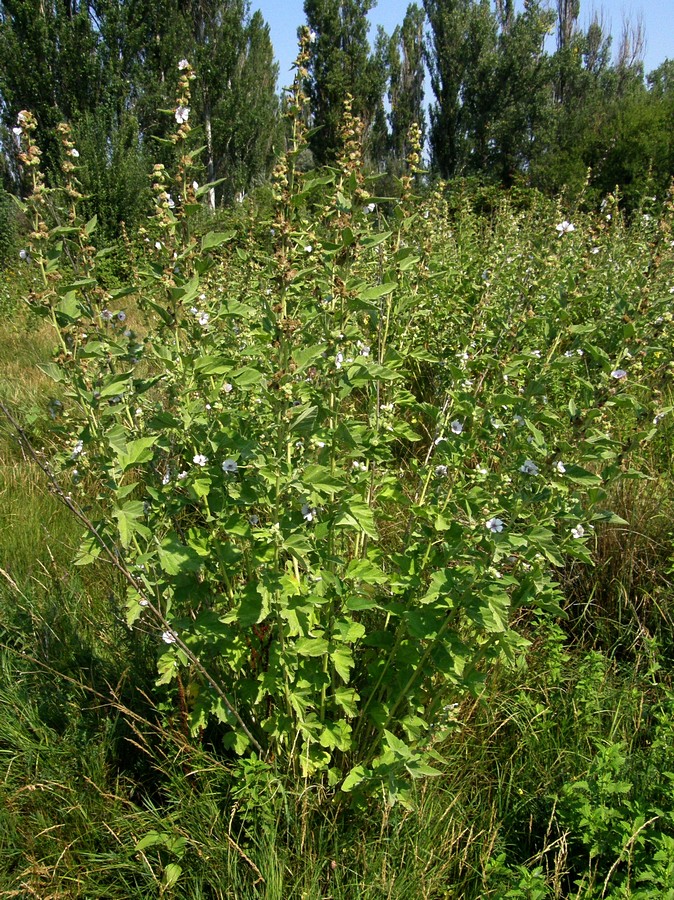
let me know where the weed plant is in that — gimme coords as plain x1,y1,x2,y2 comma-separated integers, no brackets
0,39,674,897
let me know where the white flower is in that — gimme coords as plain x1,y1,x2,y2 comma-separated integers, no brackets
531,349,541,358
19,249,29,261
450,420,463,435
435,465,448,477
308,29,317,43
192,180,199,191
135,407,142,417
12,126,22,136
591,247,600,254
178,58,190,70
520,460,539,476
223,382,233,393
654,414,663,426
162,470,170,485
335,352,344,369
302,503,316,522
197,312,210,326
177,470,188,480
513,415,525,426
222,458,238,474
175,105,190,124
555,220,575,236
162,630,178,644
304,244,313,253
249,514,259,525
611,369,627,380
71,440,83,459
555,460,566,474
486,517,505,533
155,241,162,250
352,460,367,472
571,524,585,539
69,148,79,158
364,203,376,214
193,453,208,467
166,194,175,209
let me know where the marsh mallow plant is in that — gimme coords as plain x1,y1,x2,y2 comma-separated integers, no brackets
10,39,669,805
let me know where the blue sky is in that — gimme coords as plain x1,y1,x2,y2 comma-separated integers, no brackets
254,0,673,93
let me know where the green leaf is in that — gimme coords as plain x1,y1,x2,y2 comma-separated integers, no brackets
163,863,182,889
359,282,397,301
319,720,352,751
334,499,378,540
292,344,325,372
99,372,133,399
125,597,144,627
74,534,102,567
383,729,412,759
289,404,319,436
296,636,330,657
361,231,392,248
345,558,387,584
334,686,359,717
342,765,368,792
156,652,178,685
116,436,157,472
55,292,81,323
395,251,421,271
195,177,226,198
37,362,64,383
406,760,442,778
202,230,235,251
135,830,168,851
171,273,200,306
564,464,603,486
158,537,203,575
593,510,629,525
232,366,265,387
331,645,355,682
112,501,150,549
194,355,231,375
302,464,345,496
236,584,269,626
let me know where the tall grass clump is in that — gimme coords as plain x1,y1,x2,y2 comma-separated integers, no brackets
1,35,674,897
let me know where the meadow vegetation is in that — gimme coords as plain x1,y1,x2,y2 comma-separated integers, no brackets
0,51,674,899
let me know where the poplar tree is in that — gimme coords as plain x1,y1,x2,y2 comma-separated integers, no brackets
0,0,104,176
388,3,425,164
423,0,497,177
303,0,388,166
